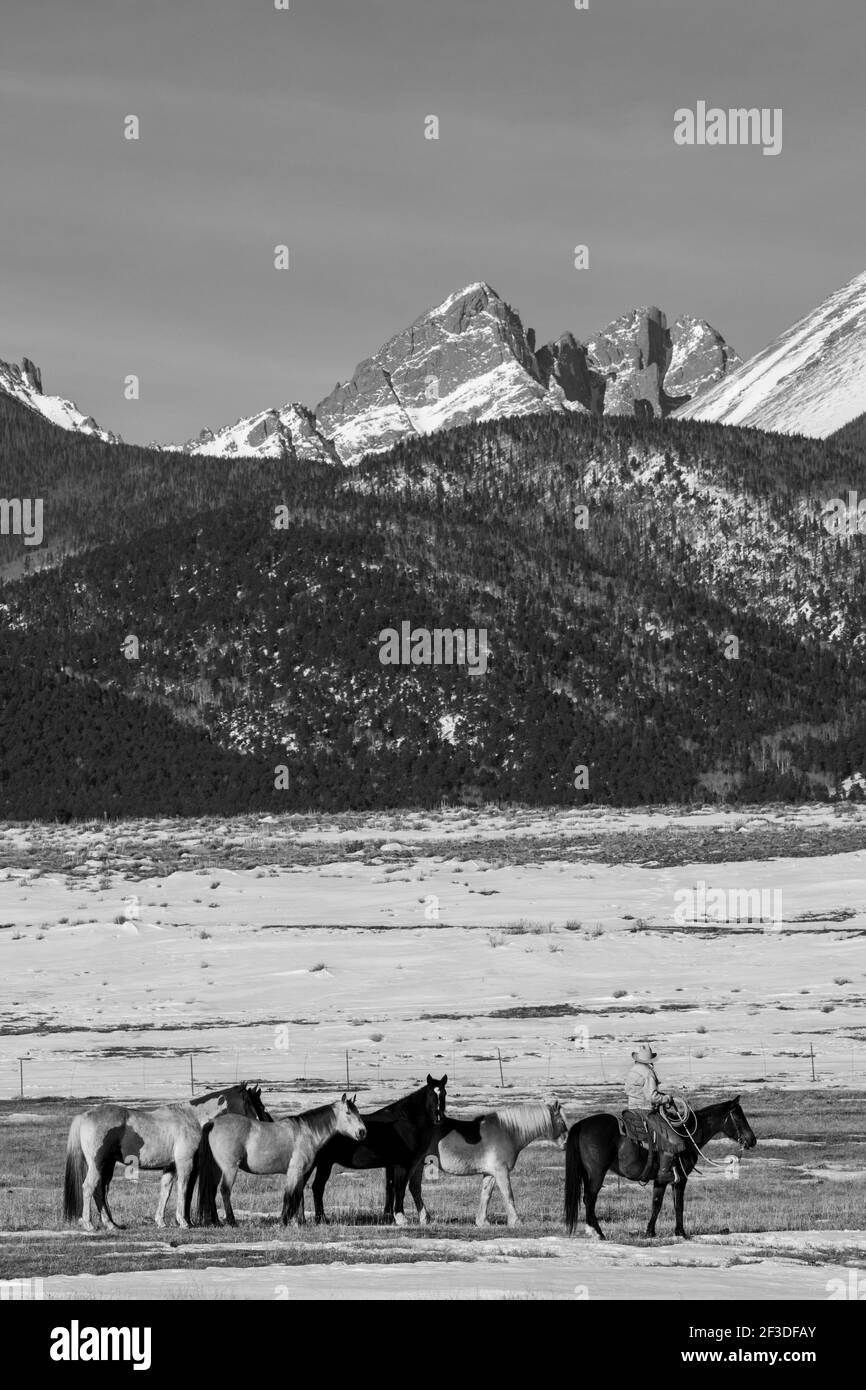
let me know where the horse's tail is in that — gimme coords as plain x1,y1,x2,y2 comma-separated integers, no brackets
193,1121,220,1226
563,1124,584,1235
63,1113,86,1221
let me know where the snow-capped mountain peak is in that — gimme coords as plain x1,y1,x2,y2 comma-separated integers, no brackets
674,268,866,437
163,401,338,464
0,356,120,443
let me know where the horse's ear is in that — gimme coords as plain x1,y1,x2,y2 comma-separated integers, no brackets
427,1074,433,1086
341,1092,347,1102
352,1093,357,1104
240,1079,247,1089
441,1074,447,1086
216,1093,228,1110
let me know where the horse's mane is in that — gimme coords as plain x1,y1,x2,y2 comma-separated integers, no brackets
190,1086,240,1108
368,1084,434,1119
492,1104,554,1144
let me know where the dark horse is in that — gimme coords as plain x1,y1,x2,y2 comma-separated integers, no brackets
311,1075,447,1225
564,1097,756,1240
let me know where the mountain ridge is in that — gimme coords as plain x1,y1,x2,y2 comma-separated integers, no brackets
0,282,741,465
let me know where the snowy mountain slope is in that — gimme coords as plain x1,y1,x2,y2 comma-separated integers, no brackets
0,356,120,443
164,401,338,464
674,269,866,437
314,282,558,464
667,315,743,402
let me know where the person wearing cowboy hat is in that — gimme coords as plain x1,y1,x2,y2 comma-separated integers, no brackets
624,1042,684,1184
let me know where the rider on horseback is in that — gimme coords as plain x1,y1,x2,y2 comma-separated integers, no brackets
624,1042,686,1184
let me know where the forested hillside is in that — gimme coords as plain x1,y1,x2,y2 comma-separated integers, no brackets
3,395,866,817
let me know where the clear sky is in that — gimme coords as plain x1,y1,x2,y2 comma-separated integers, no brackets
1,0,863,444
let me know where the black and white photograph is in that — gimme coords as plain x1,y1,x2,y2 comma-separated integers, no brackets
1,0,864,1352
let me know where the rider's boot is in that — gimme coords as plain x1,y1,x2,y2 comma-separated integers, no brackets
658,1154,679,1185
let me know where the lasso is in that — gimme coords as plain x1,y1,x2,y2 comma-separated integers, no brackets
669,1097,739,1175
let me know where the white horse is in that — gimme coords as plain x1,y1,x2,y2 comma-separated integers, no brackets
195,1094,367,1227
410,1100,568,1227
63,1083,271,1232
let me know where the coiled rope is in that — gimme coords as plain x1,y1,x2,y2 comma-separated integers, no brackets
669,1097,739,1174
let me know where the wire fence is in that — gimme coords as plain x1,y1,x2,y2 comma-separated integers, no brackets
2,1040,863,1104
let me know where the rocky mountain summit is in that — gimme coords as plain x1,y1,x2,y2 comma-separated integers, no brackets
167,283,741,464
0,355,120,444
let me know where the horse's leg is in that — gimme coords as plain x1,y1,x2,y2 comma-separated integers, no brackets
645,1179,667,1238
493,1167,520,1228
282,1157,308,1227
673,1176,689,1239
97,1161,121,1232
475,1173,495,1227
174,1159,193,1229
582,1137,609,1241
219,1166,239,1227
408,1164,429,1225
391,1165,410,1226
80,1159,101,1231
383,1165,395,1219
155,1171,174,1227
311,1159,332,1225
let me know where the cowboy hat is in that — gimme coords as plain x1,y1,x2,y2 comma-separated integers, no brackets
632,1042,657,1063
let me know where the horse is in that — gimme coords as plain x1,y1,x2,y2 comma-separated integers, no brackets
311,1075,447,1226
564,1096,757,1240
63,1082,272,1233
195,1094,367,1227
407,1100,568,1227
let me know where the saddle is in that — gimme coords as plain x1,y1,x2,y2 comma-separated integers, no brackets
620,1109,686,1156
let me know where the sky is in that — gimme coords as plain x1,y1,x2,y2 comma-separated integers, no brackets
1,0,864,445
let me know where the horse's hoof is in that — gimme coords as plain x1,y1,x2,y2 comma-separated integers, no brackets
154,1219,166,1229
393,1213,407,1227
475,1217,490,1228
585,1225,603,1241
177,1220,190,1230
418,1210,429,1226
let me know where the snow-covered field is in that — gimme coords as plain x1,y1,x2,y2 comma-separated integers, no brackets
32,1230,866,1301
1,806,864,1099
1,806,864,1299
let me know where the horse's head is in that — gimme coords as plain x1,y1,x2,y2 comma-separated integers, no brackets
724,1097,756,1151
336,1093,366,1142
549,1098,568,1149
246,1083,274,1123
426,1074,448,1124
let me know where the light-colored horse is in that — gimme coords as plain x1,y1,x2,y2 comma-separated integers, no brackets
418,1100,568,1227
63,1083,271,1232
196,1093,367,1227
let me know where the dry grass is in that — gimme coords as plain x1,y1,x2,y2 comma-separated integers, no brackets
1,1088,863,1281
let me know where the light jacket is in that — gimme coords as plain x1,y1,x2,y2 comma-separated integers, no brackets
625,1060,665,1110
